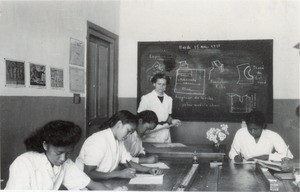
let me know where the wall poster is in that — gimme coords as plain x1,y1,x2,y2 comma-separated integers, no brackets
5,59,25,86
69,66,84,93
50,67,64,88
69,38,85,66
30,63,46,87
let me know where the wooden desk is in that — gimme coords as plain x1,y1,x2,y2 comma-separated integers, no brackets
143,143,226,162
217,161,299,192
102,159,299,191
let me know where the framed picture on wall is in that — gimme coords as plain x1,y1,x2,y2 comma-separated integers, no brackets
69,66,84,93
69,38,85,66
30,63,46,87
50,67,64,89
5,59,25,87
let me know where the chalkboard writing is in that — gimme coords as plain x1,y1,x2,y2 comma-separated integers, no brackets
138,40,273,122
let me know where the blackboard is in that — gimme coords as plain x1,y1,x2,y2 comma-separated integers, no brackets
137,40,273,122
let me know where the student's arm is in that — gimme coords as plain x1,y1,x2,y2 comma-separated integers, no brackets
229,131,243,162
145,124,174,135
128,160,163,175
167,115,181,127
5,156,31,189
86,180,110,190
269,132,293,161
248,155,269,161
84,164,136,180
86,180,128,191
138,155,158,164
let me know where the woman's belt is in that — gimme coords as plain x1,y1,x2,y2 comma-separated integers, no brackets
157,121,169,125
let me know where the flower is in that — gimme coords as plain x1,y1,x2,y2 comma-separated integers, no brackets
206,124,229,143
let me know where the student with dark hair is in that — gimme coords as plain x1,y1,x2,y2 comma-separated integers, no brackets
76,110,163,180
124,110,159,164
138,73,181,143
5,120,125,190
229,111,293,163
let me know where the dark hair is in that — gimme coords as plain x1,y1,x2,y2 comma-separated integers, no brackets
151,73,170,85
245,111,266,127
99,110,138,130
24,120,82,153
137,110,158,125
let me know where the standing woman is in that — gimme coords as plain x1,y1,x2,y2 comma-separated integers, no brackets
138,73,181,143
5,120,125,190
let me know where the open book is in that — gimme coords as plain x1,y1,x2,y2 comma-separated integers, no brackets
255,159,282,172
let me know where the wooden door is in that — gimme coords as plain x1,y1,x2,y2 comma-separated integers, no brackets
86,21,118,136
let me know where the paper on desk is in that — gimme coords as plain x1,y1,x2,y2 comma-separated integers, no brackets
152,143,186,148
141,162,170,169
129,174,164,185
234,160,256,164
255,159,282,171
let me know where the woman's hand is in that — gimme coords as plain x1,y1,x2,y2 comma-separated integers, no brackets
281,157,293,172
146,155,158,163
234,155,243,163
172,119,181,127
119,168,136,178
149,167,163,175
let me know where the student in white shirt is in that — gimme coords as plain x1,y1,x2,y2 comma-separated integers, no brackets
138,73,181,143
124,110,159,164
229,111,293,163
76,110,163,180
5,120,126,190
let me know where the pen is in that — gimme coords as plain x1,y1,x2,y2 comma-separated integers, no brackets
126,160,132,168
233,146,243,159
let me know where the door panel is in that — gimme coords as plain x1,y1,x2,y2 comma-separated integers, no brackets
97,45,109,118
87,22,118,136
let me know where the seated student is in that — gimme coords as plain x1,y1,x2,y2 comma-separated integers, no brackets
75,110,163,180
5,120,126,190
124,110,159,164
229,111,293,163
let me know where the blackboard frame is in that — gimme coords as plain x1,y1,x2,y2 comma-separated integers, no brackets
137,40,273,123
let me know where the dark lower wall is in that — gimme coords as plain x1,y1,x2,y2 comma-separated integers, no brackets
119,97,300,159
0,96,86,189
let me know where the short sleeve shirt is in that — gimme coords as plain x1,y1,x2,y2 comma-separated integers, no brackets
5,151,90,190
76,128,132,172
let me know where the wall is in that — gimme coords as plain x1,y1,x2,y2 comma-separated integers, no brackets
118,0,300,158
0,0,120,188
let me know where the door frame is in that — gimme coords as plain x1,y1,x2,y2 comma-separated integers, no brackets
86,21,119,134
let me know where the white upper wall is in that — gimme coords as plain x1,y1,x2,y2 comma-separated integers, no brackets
118,0,300,99
0,0,120,96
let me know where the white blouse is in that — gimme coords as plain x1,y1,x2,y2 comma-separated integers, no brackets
76,128,132,172
124,131,146,157
229,127,293,161
5,151,90,190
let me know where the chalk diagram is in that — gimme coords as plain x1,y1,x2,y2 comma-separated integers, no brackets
145,61,165,82
208,60,225,80
236,63,254,84
174,61,205,95
227,93,253,113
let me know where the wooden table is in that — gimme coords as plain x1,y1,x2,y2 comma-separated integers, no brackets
103,159,299,191
143,143,226,162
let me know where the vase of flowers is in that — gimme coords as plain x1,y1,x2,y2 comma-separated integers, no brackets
206,124,229,152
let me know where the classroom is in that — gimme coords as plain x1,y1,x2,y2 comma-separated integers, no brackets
0,0,299,191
